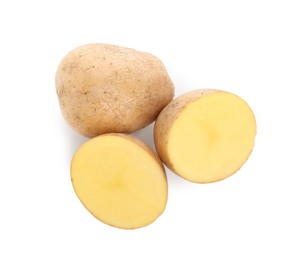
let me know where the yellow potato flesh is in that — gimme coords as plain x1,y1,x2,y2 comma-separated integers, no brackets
71,135,167,229
168,92,256,183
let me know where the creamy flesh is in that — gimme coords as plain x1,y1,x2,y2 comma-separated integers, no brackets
168,92,256,183
71,135,167,229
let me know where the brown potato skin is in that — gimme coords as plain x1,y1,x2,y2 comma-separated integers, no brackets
56,44,174,137
154,89,220,172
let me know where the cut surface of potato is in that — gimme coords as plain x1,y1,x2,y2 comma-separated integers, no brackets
154,89,256,183
71,134,167,229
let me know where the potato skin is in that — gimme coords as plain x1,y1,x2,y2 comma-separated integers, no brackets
154,89,219,171
56,44,174,137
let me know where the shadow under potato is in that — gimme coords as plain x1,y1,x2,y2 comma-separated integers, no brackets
62,121,88,161
132,122,155,151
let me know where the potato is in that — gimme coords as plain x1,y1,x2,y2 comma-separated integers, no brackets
55,44,174,137
154,89,256,183
71,134,168,229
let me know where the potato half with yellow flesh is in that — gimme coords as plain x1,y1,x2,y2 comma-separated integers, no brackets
154,89,256,183
71,134,167,229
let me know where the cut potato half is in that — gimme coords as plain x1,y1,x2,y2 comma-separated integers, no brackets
154,89,256,183
71,134,167,229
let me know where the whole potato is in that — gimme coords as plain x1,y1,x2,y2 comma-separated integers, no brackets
56,44,174,137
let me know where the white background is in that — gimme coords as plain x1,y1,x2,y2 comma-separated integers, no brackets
1,0,301,259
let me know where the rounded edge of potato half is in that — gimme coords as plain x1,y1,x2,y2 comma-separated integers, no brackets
70,133,168,229
154,89,219,170
154,89,257,183
55,43,174,138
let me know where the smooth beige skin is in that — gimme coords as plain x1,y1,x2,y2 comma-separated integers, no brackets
71,134,168,229
154,89,256,183
56,44,174,137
